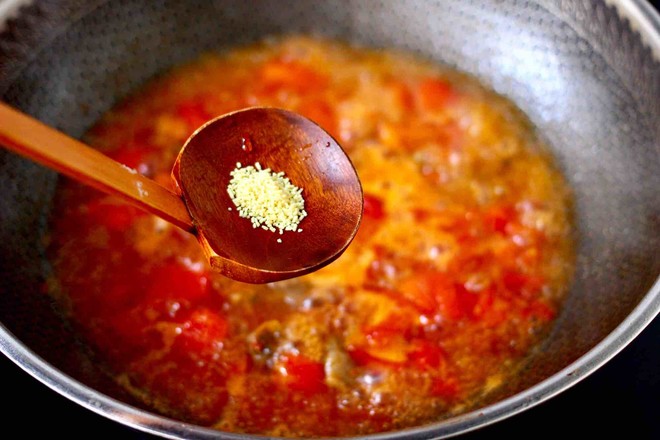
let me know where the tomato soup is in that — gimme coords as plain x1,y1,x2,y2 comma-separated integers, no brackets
47,37,574,436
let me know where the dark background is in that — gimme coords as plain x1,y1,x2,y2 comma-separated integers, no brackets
2,0,659,438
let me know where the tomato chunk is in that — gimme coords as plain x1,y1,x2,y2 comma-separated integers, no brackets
260,60,327,94
430,377,459,399
417,78,458,110
408,340,444,370
175,99,212,129
502,271,545,297
524,300,556,322
398,271,462,320
484,205,516,235
363,193,386,220
277,354,327,394
146,261,209,303
85,198,146,231
173,308,228,355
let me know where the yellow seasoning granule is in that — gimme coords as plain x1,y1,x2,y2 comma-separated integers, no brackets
227,162,307,236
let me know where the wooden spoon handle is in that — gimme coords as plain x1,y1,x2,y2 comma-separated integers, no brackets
0,102,194,231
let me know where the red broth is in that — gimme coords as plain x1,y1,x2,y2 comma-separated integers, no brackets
47,37,574,436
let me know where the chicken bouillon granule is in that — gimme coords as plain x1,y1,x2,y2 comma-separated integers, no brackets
47,36,574,437
227,161,307,234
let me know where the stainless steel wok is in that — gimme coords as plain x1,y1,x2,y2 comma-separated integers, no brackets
0,0,658,438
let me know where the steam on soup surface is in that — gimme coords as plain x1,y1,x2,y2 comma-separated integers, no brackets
48,36,574,437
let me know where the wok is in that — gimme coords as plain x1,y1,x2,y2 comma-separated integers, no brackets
0,0,658,438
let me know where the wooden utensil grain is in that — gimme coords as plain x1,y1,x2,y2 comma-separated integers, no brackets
0,103,363,283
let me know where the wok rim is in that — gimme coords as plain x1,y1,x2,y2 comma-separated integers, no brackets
0,0,658,438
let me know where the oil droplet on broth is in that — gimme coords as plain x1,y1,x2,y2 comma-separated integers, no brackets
241,135,254,152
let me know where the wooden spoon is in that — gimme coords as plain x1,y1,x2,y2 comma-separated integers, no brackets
0,103,363,283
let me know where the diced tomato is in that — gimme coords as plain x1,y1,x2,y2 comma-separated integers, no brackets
524,300,556,322
175,99,212,129
434,286,463,321
502,271,545,297
173,308,228,355
470,289,494,319
348,347,404,367
398,271,462,320
355,194,387,244
363,310,412,338
455,283,480,316
146,261,209,303
85,198,146,231
502,271,528,292
397,276,438,315
350,302,416,366
363,318,410,342
260,59,327,94
359,319,412,365
363,345,408,364
430,376,459,399
484,204,516,235
277,354,327,394
363,193,386,220
441,210,478,244
468,289,508,327
417,78,458,111
408,340,444,370
347,347,377,366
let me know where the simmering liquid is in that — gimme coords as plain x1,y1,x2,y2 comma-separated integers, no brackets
48,37,574,436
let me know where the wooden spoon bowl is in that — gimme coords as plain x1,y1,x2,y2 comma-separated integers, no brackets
173,108,363,283
0,103,362,284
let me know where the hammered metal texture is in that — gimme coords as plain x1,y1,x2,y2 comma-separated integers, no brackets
0,0,658,431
